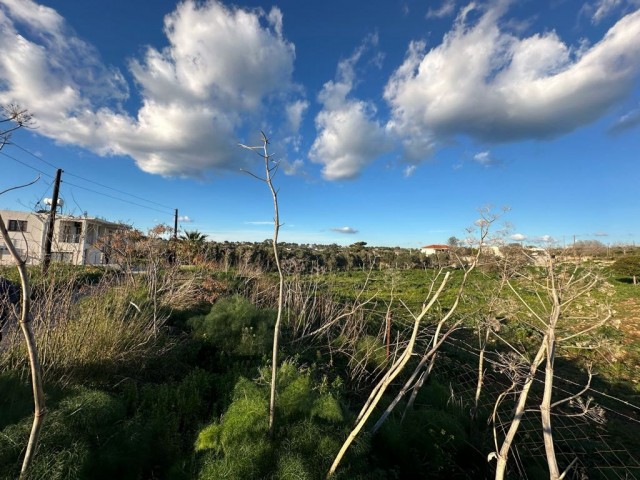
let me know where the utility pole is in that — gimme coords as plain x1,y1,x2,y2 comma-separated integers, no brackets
42,168,62,274
174,209,178,240
169,208,178,265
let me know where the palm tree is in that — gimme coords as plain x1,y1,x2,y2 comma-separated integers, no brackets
179,230,208,264
180,230,208,243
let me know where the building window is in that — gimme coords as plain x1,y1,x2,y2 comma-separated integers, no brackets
51,252,74,264
60,222,82,243
7,220,27,232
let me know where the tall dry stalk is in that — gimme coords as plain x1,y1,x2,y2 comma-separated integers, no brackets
239,132,284,437
0,177,46,478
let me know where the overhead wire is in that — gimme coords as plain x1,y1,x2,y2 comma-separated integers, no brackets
3,141,175,217
11,141,174,210
62,179,174,215
10,141,59,169
0,150,55,178
35,177,56,208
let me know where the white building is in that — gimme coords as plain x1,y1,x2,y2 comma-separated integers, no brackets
0,209,123,266
420,244,450,255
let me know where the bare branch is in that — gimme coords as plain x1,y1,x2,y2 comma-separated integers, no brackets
0,175,40,197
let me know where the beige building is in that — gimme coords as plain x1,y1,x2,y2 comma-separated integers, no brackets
420,244,450,255
0,209,122,266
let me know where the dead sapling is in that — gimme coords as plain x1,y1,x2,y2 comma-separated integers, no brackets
239,132,285,437
490,255,611,480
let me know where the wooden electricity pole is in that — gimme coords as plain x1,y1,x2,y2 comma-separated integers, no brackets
42,169,62,274
174,208,178,240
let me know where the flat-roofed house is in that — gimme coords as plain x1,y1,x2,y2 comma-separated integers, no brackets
420,244,450,256
0,209,123,266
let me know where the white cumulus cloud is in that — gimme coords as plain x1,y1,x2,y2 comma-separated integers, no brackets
309,35,392,180
510,233,527,241
385,4,640,163
0,0,298,177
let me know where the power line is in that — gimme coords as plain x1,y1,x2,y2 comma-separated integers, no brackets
35,177,56,207
64,171,174,210
9,140,175,211
0,150,54,178
10,141,59,169
62,179,174,216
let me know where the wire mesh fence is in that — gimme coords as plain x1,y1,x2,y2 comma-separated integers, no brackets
418,334,640,479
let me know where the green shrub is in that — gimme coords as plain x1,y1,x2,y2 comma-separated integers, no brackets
188,295,274,356
353,335,388,370
195,360,361,479
0,367,215,480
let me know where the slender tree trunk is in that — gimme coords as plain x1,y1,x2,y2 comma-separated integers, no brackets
263,139,284,438
0,214,46,477
494,338,546,480
327,273,451,478
403,352,436,418
240,135,283,437
473,329,491,418
540,268,562,479
541,331,559,479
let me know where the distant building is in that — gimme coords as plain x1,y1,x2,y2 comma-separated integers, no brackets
0,209,124,266
420,244,450,255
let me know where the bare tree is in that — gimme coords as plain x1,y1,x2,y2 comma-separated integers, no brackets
239,132,284,437
371,208,498,432
327,270,452,478
491,254,612,479
1,104,34,149
324,207,503,478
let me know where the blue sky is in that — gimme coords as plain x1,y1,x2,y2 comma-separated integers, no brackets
0,0,638,247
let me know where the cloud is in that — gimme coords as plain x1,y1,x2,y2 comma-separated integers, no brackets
473,150,502,167
536,235,555,243
309,34,392,180
178,215,192,222
244,221,274,225
280,158,304,175
510,233,527,241
403,165,417,177
331,226,358,234
385,4,640,163
586,0,640,23
0,0,297,177
427,0,456,19
609,105,640,133
285,100,309,133
594,231,609,236
593,0,625,22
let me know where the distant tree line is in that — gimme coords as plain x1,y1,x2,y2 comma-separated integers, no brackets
192,240,436,273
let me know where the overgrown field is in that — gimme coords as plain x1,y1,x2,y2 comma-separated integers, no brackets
1,253,639,479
